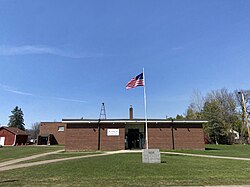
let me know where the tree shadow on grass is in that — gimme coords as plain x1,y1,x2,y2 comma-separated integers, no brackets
162,154,182,157
205,148,220,151
0,179,19,184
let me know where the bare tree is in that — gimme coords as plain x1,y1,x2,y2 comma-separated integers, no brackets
190,89,205,113
185,90,204,119
30,122,40,140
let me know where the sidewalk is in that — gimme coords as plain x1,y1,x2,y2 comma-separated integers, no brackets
161,151,250,161
0,149,64,168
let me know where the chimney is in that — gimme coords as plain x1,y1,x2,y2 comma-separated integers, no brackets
129,105,133,120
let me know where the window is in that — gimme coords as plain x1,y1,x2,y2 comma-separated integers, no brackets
58,126,65,132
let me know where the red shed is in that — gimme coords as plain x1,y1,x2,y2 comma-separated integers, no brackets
0,127,29,146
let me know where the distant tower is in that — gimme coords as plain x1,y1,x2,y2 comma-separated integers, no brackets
99,102,107,119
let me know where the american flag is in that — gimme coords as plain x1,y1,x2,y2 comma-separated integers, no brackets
126,72,144,90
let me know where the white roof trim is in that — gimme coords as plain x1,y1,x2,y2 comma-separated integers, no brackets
62,120,208,124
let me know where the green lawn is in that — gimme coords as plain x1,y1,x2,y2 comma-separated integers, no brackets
20,151,102,164
0,145,64,162
1,144,250,186
167,144,250,158
0,153,250,186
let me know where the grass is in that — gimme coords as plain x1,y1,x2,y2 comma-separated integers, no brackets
20,151,102,163
0,145,64,162
166,144,250,158
1,153,250,186
1,144,250,186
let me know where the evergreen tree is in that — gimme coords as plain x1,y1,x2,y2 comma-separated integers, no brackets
8,106,25,130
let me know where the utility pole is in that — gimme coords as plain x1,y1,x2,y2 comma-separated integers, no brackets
238,92,250,140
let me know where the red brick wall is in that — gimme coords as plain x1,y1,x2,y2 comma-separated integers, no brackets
148,124,173,150
148,123,204,150
39,122,66,145
100,124,125,150
173,124,205,150
65,122,205,151
0,128,15,145
65,123,125,151
65,123,98,151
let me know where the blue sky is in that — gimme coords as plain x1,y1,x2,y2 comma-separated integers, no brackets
1,0,250,128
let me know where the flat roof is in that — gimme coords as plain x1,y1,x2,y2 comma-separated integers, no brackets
62,118,208,124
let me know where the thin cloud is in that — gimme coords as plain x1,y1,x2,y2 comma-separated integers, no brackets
0,45,106,59
0,84,34,96
53,97,86,103
0,45,55,55
0,83,86,103
0,83,11,90
4,89,34,96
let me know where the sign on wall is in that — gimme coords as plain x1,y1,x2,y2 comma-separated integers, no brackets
107,129,119,136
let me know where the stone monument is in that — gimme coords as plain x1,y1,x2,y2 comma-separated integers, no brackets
142,149,161,163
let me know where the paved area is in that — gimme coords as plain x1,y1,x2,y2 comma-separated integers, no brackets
0,149,64,168
161,151,250,161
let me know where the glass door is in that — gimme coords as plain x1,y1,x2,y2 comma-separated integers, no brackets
126,129,144,149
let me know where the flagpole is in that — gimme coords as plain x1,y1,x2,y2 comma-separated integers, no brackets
143,68,148,149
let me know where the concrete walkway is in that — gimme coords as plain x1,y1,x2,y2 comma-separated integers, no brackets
0,149,64,168
1,149,250,172
161,151,250,161
0,150,136,171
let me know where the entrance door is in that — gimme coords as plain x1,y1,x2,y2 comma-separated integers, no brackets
0,137,5,146
40,136,48,145
127,129,140,149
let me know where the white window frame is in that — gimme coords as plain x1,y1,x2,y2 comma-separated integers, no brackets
58,126,65,132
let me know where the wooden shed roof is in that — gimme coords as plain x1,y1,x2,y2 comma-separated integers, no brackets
0,127,28,136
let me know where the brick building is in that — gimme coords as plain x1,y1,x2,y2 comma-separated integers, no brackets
38,107,206,150
0,127,29,146
62,119,206,151
38,122,66,145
